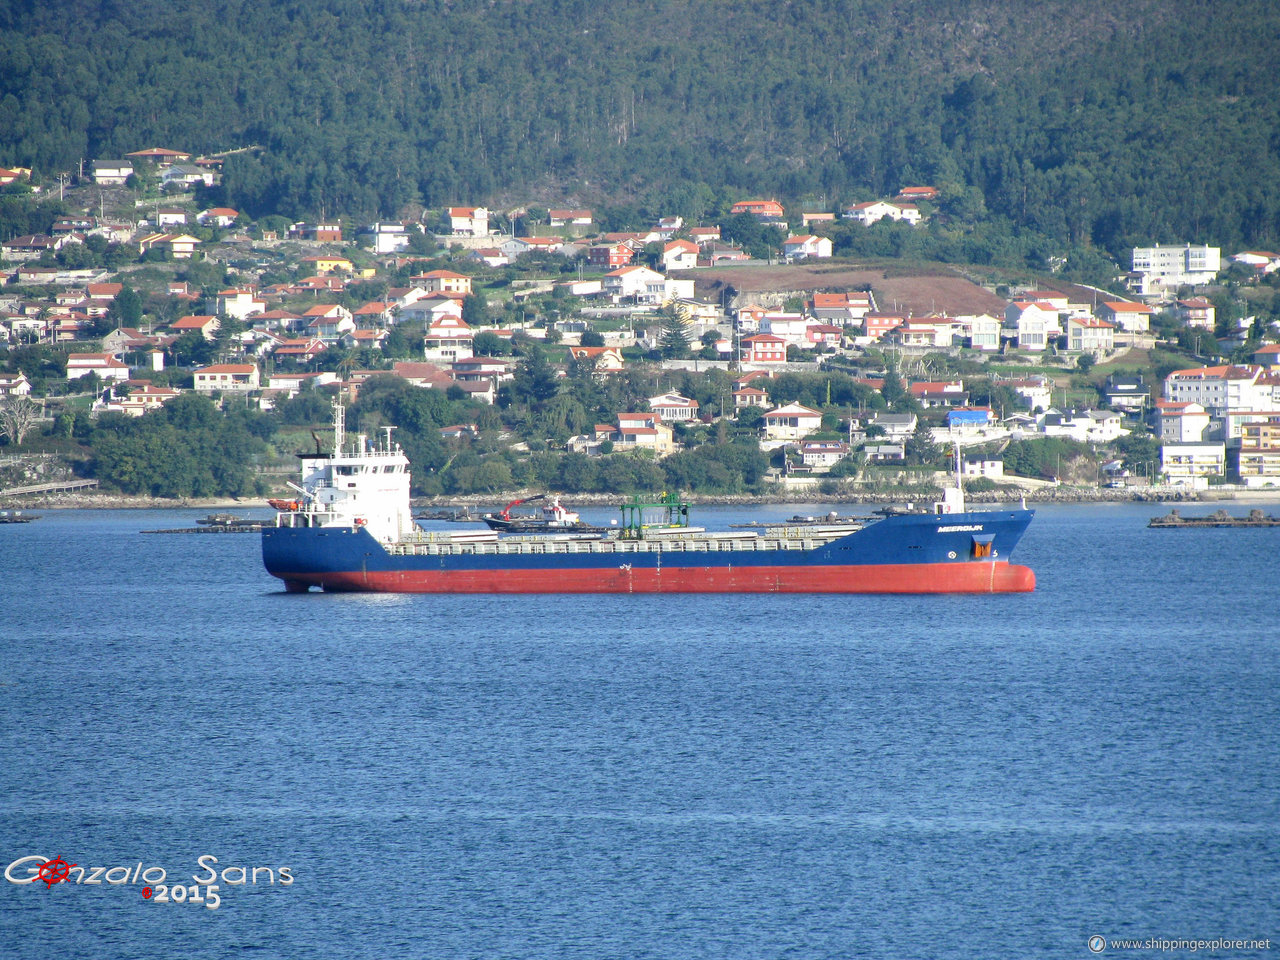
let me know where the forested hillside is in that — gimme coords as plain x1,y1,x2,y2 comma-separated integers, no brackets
2,0,1279,258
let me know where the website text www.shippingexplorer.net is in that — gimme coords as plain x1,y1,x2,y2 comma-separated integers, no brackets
1088,935,1274,953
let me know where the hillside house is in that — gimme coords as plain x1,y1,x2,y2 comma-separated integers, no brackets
548,209,593,227
271,338,330,364
601,412,675,455
304,305,356,342
1066,316,1115,353
365,221,410,254
662,240,700,270
733,386,771,412
192,363,260,393
958,313,1002,351
447,206,489,237
1156,401,1214,443
648,392,700,422
891,318,958,348
762,402,823,441
588,243,636,269
161,165,214,189
1231,251,1280,275
197,208,240,228
171,315,220,340
603,265,666,303
216,287,266,320
411,270,473,296
423,315,474,364
566,346,626,374
910,381,967,407
869,412,917,441
137,233,200,259
390,361,454,390
1099,301,1154,333
843,201,921,226
862,313,905,340
782,235,833,259
95,383,180,417
1104,373,1149,413
1176,298,1216,330
93,160,134,185
741,334,788,365
810,292,873,322
126,147,191,166
729,199,785,221
0,372,32,396
799,440,850,469
962,453,1004,478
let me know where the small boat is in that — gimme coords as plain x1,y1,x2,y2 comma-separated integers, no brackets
0,510,39,523
482,494,605,533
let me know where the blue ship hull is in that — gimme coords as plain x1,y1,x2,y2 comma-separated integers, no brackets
262,509,1036,594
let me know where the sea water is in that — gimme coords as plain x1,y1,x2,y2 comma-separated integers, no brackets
1,503,1277,958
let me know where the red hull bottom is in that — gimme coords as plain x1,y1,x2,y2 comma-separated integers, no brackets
276,561,1036,594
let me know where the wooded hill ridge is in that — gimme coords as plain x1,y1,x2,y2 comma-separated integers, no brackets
3,0,1279,259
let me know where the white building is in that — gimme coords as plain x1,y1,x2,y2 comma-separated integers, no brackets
958,314,1002,351
192,363,260,393
66,353,130,382
422,316,474,364
1066,316,1115,353
760,313,811,347
1130,244,1221,296
1162,364,1280,428
1161,442,1225,485
782,235,833,259
1041,410,1129,443
366,221,410,254
962,454,1005,478
602,266,666,303
447,206,490,237
215,287,266,320
647,392,700,422
762,402,823,441
1155,401,1213,443
1237,418,1280,487
799,441,850,469
843,201,921,226
662,240,700,270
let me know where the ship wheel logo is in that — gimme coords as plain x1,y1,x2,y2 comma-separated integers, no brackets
36,857,76,889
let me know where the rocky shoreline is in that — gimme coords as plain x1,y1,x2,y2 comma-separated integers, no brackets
5,485,1249,512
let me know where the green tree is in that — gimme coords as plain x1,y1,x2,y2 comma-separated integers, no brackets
472,330,508,356
510,346,559,406
905,419,942,466
108,285,144,328
461,291,488,327
658,311,691,359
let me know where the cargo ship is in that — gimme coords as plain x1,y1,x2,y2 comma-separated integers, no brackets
261,405,1035,594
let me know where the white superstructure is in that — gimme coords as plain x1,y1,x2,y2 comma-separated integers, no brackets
275,404,414,544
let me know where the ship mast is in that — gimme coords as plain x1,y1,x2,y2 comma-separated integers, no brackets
953,442,965,513
333,403,346,455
